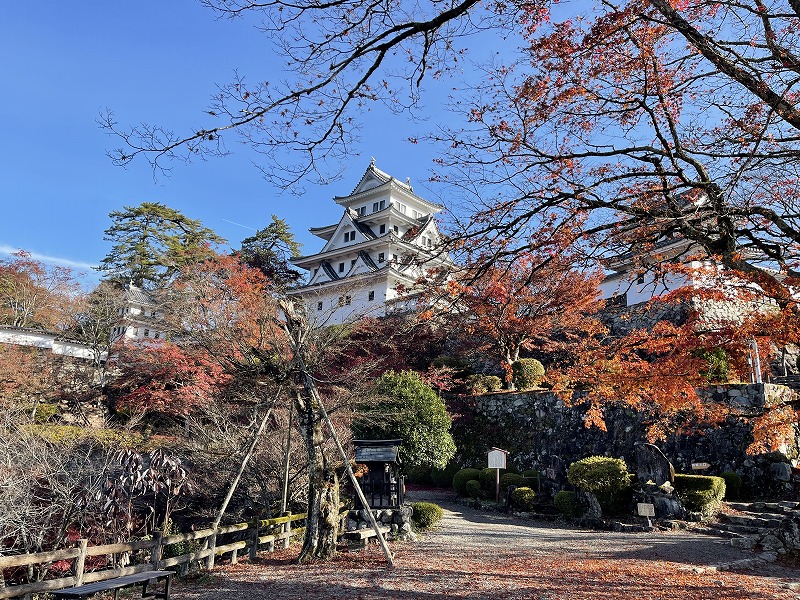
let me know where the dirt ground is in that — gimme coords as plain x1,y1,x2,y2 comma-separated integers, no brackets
166,489,800,599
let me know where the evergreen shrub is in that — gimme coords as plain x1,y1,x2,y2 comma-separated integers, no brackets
431,462,460,488
466,374,489,395
720,471,742,500
465,479,482,499
674,474,726,517
466,374,504,395
511,487,537,512
483,375,503,392
511,359,545,389
452,468,482,496
404,465,433,485
479,467,501,491
500,473,526,488
522,469,542,480
411,502,444,530
567,456,632,514
553,490,582,518
33,403,58,424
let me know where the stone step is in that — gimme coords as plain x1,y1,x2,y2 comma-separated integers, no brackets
692,525,745,539
724,501,799,517
706,521,767,536
720,513,784,529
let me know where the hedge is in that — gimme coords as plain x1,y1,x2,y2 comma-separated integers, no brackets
673,474,726,517
411,502,444,530
720,471,742,500
452,468,482,496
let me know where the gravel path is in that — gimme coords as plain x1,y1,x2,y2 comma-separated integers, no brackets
168,489,800,599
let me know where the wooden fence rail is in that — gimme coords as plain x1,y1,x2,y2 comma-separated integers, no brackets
0,512,307,600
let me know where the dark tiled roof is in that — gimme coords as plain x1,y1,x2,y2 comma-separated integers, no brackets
358,250,379,272
124,285,156,305
355,446,399,462
353,220,377,239
320,261,340,280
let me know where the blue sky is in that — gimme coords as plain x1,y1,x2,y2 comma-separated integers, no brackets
1,1,483,283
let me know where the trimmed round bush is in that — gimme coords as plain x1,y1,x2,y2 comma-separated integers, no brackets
466,374,504,394
411,502,444,530
500,473,526,488
511,359,545,389
479,467,500,491
466,374,489,395
720,471,742,500
511,487,537,512
465,479,482,499
483,375,503,392
553,490,582,518
452,468,482,496
567,456,632,515
674,474,726,518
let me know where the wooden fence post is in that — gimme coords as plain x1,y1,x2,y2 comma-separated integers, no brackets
206,527,218,570
249,519,260,562
74,539,88,586
151,532,163,570
283,512,291,549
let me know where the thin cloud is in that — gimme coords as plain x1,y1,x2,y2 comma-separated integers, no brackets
0,245,98,271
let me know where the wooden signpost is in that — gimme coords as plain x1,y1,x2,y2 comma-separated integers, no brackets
637,502,655,528
487,448,508,503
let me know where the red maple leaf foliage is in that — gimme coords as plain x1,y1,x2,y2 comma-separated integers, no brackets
112,343,232,416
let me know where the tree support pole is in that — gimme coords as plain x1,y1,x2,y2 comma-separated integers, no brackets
280,400,294,514
303,372,396,569
212,387,282,530
279,299,394,568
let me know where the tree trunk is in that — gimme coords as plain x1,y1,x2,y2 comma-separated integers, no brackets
295,390,340,562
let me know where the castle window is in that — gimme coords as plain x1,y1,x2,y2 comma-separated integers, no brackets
379,224,386,234
357,206,366,216
393,225,399,234
378,253,385,263
373,202,379,212
351,259,357,267
317,301,323,311
345,296,352,305
154,332,160,339
368,291,375,301
144,329,150,338
636,274,645,285
344,231,356,242
339,262,345,272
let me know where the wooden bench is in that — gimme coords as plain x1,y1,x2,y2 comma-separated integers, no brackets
51,570,172,600
341,525,390,550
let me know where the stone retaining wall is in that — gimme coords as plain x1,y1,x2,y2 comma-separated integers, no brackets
457,384,799,498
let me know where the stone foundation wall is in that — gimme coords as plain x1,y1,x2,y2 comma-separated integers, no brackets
346,506,415,541
459,384,800,498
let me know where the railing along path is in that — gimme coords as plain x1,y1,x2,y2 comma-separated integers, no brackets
0,512,307,599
